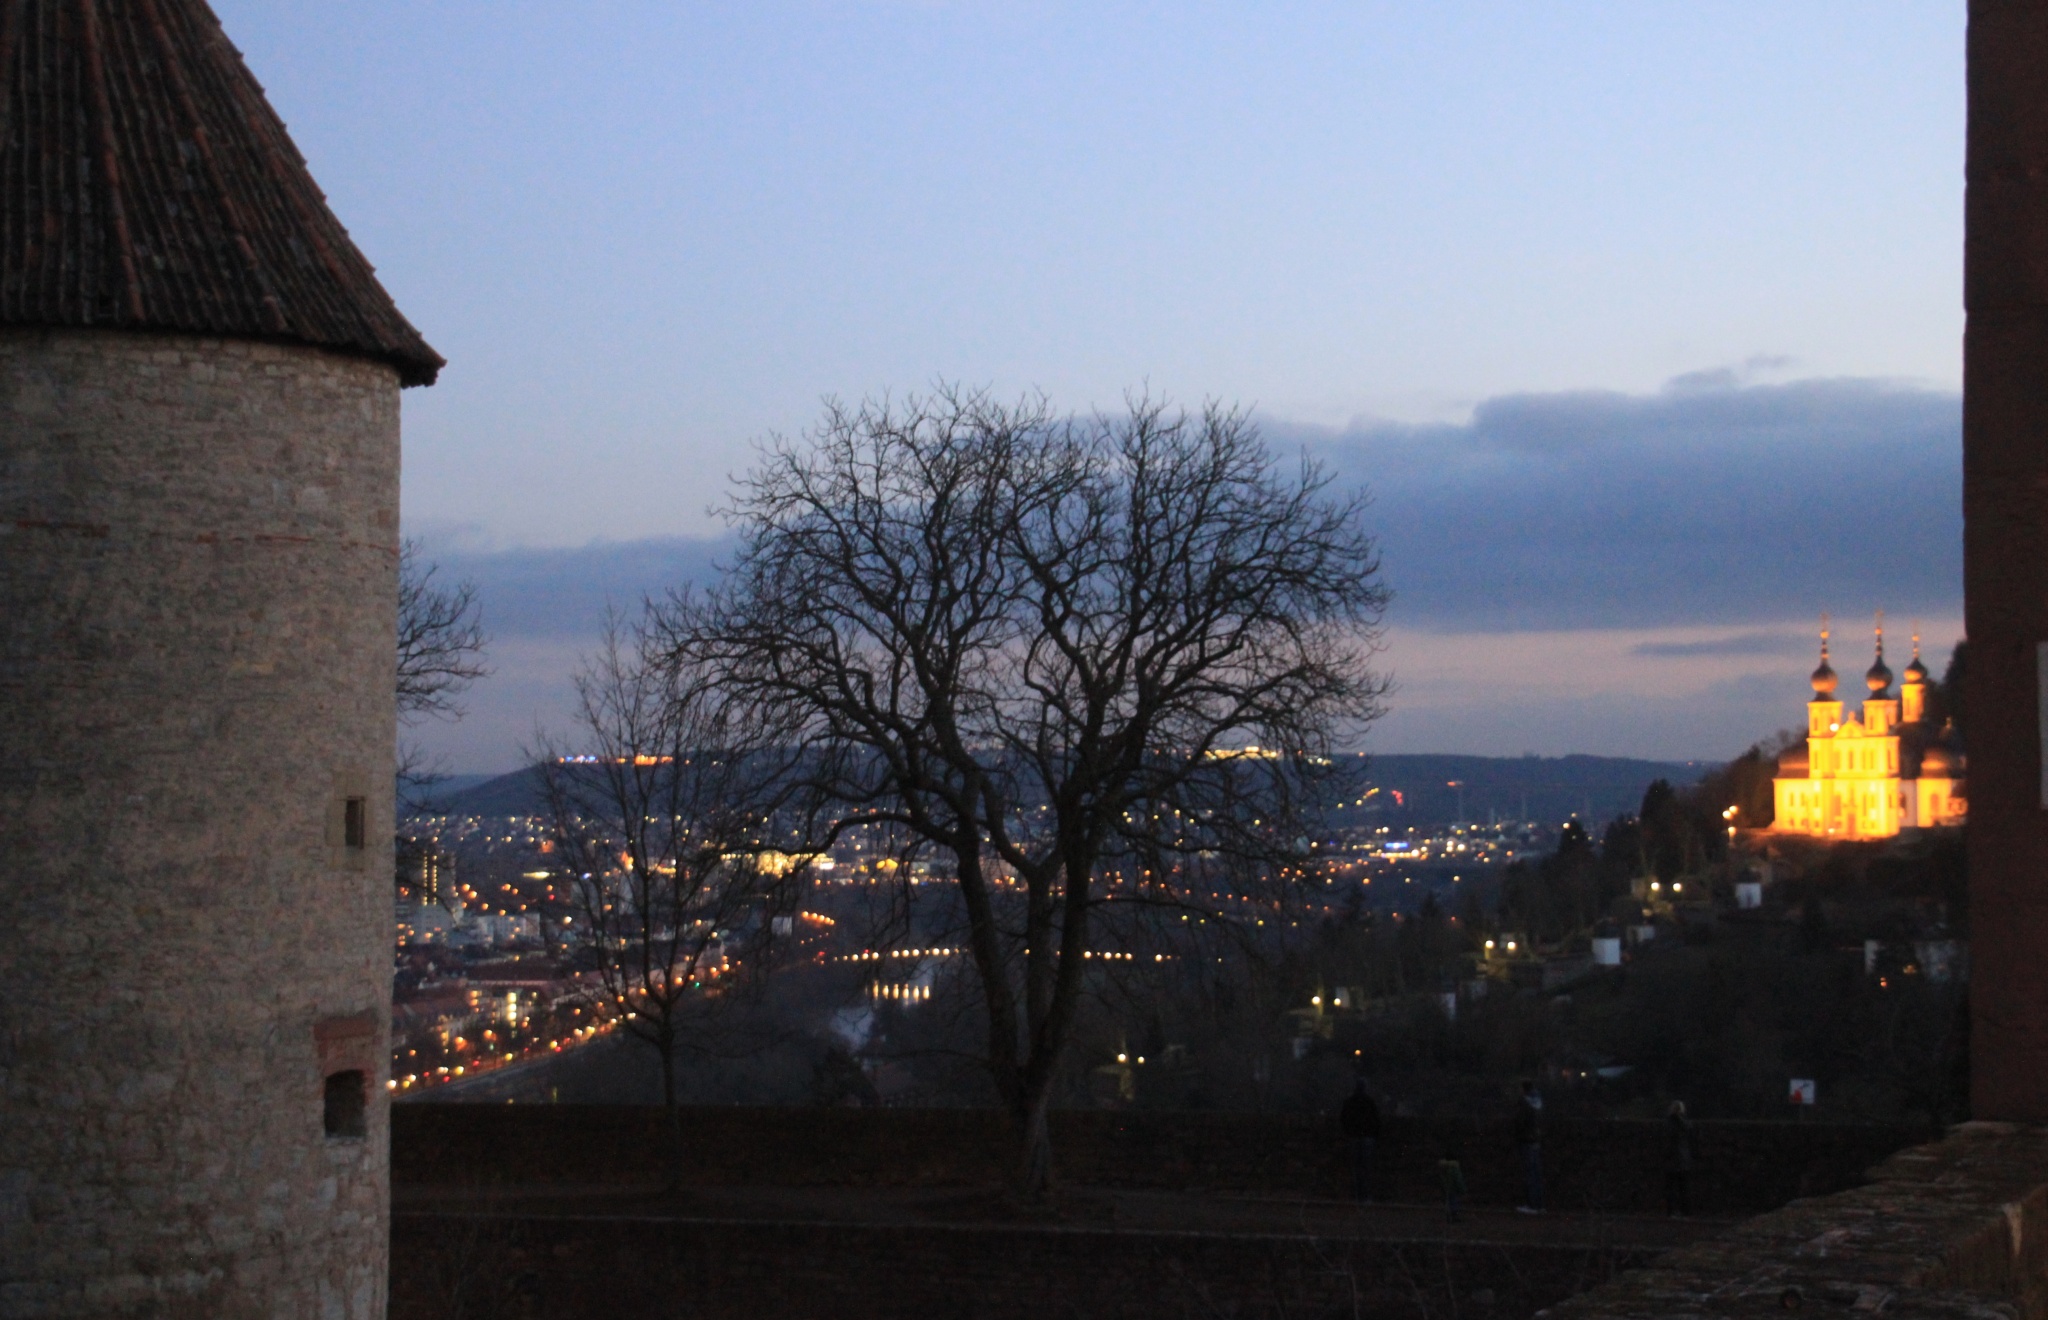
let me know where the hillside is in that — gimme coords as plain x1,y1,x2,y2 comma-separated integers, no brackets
414,753,1707,828
1348,753,1707,828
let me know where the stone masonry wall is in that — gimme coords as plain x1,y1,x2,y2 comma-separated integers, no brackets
390,1212,1658,1320
387,1115,2044,1319
394,1105,1927,1216
0,329,401,1318
1541,1122,2048,1320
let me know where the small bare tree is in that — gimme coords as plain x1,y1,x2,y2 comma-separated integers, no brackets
694,387,1388,1197
396,539,491,808
398,539,491,721
538,610,806,1188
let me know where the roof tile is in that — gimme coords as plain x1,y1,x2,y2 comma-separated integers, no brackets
0,0,443,385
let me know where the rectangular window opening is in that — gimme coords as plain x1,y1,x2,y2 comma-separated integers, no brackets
343,797,367,850
324,1069,367,1140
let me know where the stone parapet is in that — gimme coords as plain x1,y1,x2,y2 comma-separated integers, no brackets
1539,1123,2048,1319
394,1104,1927,1217
391,1208,1662,1320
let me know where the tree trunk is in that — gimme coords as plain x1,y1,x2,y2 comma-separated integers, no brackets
1009,1088,1054,1202
659,1033,685,1193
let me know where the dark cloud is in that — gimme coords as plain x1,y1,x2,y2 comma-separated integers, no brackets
424,374,1959,646
1275,375,1960,632
421,536,730,640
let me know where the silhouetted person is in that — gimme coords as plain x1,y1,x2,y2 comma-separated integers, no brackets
1339,1078,1382,1202
1438,1125,1467,1223
1664,1100,1695,1216
1514,1079,1545,1213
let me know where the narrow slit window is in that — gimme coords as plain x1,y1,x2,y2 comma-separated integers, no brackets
343,797,367,850
324,1069,367,1139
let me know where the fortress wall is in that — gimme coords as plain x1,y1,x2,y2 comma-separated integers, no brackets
1544,1123,2048,1320
1964,0,2048,1119
391,1104,1928,1217
0,329,399,1318
391,1213,1657,1320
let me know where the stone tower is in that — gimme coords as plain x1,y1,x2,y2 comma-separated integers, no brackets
0,2,440,1315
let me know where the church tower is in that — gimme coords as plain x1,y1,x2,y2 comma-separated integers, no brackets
1862,616,1899,736
1901,632,1931,725
1774,616,1962,840
1806,624,1843,745
0,3,440,1315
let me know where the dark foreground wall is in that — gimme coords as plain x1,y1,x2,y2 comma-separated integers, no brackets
1546,1123,2048,1320
391,1213,1657,1320
1964,0,2048,1126
393,1105,1927,1217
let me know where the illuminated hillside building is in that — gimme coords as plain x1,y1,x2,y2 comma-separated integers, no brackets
1772,622,1965,839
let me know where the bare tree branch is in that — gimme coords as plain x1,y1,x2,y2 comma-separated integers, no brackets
693,386,1390,1197
535,606,811,1187
398,538,491,726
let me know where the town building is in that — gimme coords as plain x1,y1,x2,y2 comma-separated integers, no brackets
1772,623,1965,839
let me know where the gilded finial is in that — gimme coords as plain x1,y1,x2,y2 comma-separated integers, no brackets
1904,625,1930,684
1811,613,1838,697
1866,609,1893,695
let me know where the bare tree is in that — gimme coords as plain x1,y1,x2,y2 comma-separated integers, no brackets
398,538,491,724
396,539,491,809
537,609,807,1188
693,388,1389,1196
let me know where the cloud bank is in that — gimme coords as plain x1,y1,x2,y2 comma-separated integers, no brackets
429,373,1959,645
419,536,730,641
1295,374,1959,632
408,373,1962,769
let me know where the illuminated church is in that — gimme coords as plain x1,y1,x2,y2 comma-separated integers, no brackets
1771,622,1965,838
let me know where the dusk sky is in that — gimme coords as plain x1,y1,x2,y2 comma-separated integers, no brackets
211,2,1967,772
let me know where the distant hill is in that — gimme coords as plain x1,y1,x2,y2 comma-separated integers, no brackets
1347,753,1708,829
415,753,1709,827
408,768,548,817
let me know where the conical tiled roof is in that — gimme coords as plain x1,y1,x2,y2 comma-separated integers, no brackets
0,0,442,385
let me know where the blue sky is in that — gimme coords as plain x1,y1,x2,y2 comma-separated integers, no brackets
210,3,1967,769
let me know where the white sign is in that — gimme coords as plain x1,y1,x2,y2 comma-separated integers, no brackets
1788,1078,1817,1106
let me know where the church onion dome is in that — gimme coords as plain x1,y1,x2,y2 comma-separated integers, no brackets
1866,656,1893,695
1776,742,1810,776
0,0,443,386
1904,656,1930,684
1810,658,1838,697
